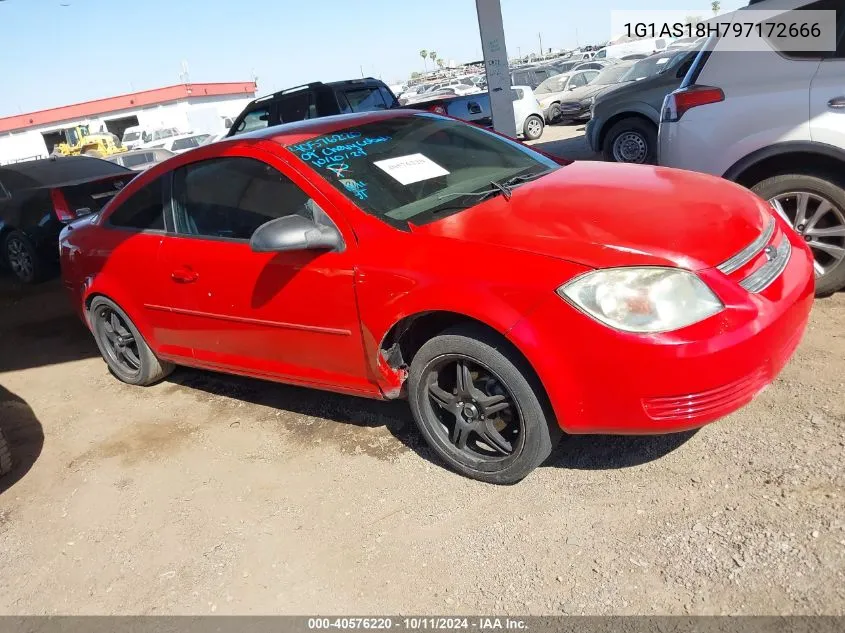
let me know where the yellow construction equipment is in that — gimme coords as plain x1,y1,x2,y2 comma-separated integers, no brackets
52,125,127,158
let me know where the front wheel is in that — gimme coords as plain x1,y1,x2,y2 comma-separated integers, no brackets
407,326,560,484
89,297,174,386
602,118,657,164
523,115,544,141
547,103,562,124
752,173,845,296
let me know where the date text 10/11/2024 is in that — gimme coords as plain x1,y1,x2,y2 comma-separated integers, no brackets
307,617,528,630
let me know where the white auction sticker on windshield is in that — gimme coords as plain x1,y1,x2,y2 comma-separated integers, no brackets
373,153,449,185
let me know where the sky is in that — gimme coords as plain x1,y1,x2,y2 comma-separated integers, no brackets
0,0,748,117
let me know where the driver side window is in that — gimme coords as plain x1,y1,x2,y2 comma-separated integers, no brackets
171,157,329,241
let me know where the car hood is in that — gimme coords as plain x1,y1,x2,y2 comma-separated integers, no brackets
413,162,770,271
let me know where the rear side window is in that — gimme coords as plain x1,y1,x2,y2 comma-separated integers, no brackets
340,88,390,113
122,153,153,169
172,157,313,240
512,71,531,85
108,177,164,231
62,178,127,214
235,106,271,135
278,91,315,123
761,0,844,60
171,137,201,151
379,86,398,108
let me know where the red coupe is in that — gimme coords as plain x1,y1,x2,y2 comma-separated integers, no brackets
59,111,814,483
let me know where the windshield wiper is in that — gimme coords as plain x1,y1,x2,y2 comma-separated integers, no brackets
436,185,507,204
496,171,550,190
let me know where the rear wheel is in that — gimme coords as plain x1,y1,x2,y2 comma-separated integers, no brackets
602,118,657,164
523,115,544,141
89,297,174,386
3,231,43,284
752,173,845,296
407,325,560,484
547,103,562,124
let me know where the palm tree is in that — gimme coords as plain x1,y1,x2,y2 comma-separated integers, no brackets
711,1,720,16
429,50,437,67
436,58,444,69
419,49,428,73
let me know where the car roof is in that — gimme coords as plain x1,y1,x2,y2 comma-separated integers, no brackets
228,110,421,146
0,155,131,189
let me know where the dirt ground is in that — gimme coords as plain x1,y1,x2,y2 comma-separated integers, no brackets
0,141,843,614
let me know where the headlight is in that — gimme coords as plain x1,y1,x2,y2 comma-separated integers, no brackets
558,267,723,333
585,96,595,105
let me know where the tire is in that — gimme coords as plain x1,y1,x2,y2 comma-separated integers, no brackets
523,115,544,141
547,103,562,124
602,117,657,164
3,231,44,284
89,297,174,386
751,173,845,296
407,325,561,484
0,429,12,477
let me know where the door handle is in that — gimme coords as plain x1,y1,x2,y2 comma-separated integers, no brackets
827,97,845,109
171,267,199,283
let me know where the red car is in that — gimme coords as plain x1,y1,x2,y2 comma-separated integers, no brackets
59,111,814,483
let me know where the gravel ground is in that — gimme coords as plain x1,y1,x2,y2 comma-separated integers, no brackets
0,137,843,614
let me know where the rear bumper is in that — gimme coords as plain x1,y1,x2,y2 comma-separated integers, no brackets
507,229,815,434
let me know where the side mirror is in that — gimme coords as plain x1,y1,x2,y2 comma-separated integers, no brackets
249,214,343,253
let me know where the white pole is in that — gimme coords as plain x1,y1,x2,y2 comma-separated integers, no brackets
474,0,516,137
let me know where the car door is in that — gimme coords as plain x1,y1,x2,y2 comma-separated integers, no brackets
156,148,373,394
810,14,845,148
95,174,188,358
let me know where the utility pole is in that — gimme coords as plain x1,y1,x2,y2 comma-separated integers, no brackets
538,32,543,56
360,65,364,78
576,27,580,47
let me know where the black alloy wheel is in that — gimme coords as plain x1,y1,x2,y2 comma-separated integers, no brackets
89,297,174,386
424,355,525,462
408,325,560,484
94,305,142,379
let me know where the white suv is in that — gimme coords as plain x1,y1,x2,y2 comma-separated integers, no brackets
658,0,845,295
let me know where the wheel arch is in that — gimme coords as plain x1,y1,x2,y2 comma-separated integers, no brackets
82,285,160,351
596,106,659,150
723,141,845,188
375,310,552,412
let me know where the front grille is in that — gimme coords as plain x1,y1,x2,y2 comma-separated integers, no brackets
739,236,791,293
717,215,790,293
642,367,769,422
717,217,775,275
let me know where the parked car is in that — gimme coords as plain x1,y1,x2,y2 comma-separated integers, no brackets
537,62,635,123
535,70,599,123
659,0,845,295
549,59,582,75
509,65,560,90
106,148,176,171
227,78,398,137
585,49,699,164
572,59,618,72
137,127,182,149
595,38,669,60
0,156,133,283
145,133,211,154
60,110,813,483
401,86,546,140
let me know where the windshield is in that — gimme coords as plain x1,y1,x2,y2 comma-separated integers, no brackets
620,53,680,81
285,114,559,226
594,64,633,85
535,74,568,95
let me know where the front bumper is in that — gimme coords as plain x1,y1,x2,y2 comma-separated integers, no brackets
585,118,600,152
507,223,814,435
